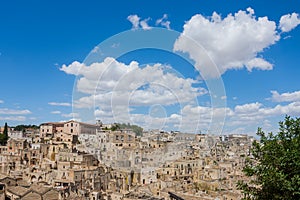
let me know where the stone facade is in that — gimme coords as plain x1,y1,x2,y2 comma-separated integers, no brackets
0,120,255,199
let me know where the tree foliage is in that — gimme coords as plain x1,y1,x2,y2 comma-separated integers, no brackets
111,123,143,136
238,116,300,200
14,124,39,131
0,122,9,145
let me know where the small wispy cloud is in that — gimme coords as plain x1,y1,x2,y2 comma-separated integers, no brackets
156,14,171,29
127,14,141,29
48,102,71,107
111,43,120,48
51,111,61,114
140,18,152,30
0,116,27,121
0,108,31,115
61,112,79,118
127,14,171,30
127,14,152,30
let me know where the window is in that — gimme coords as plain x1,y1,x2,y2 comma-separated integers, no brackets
71,123,73,127
71,129,73,133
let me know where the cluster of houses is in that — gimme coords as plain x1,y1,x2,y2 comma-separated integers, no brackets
0,120,255,200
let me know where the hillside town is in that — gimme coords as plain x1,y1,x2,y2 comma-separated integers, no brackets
0,120,255,200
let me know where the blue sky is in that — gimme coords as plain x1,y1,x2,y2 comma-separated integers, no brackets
1,0,300,135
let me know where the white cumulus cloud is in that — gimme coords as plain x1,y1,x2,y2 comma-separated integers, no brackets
172,100,300,134
235,102,262,114
61,58,206,124
271,90,300,102
279,13,300,32
61,58,205,105
174,8,282,78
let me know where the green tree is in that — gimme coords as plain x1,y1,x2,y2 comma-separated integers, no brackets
238,116,300,200
0,122,9,145
111,124,120,131
110,123,143,136
14,124,39,131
